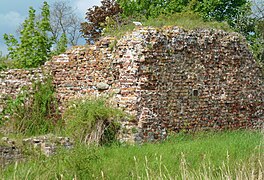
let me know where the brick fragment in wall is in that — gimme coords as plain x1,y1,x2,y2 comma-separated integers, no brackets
0,28,263,143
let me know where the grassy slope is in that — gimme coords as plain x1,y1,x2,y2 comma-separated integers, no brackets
1,130,263,179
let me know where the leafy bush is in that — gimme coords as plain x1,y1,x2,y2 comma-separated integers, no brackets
2,77,59,135
0,51,9,70
63,97,125,145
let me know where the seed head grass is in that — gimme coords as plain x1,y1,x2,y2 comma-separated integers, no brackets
1,130,263,179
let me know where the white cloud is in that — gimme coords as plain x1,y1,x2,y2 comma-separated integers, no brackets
75,0,101,18
0,11,25,29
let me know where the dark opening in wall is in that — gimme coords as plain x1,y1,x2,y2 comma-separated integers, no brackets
192,89,199,97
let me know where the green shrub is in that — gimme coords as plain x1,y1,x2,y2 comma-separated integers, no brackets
0,51,17,70
63,97,125,145
2,77,60,135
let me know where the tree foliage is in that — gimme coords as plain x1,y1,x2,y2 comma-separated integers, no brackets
12,0,82,60
117,0,190,19
116,0,249,22
54,33,68,55
81,0,263,63
82,0,250,41
4,2,53,68
81,0,122,43
251,0,264,62
228,0,264,63
194,0,248,22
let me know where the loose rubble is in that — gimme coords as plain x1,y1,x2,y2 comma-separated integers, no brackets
0,134,73,166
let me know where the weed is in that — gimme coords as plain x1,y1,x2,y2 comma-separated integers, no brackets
1,77,60,135
109,39,117,52
1,130,262,179
63,96,125,145
131,127,138,133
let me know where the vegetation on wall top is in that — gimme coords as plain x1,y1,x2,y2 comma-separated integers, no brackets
81,0,263,64
1,0,263,69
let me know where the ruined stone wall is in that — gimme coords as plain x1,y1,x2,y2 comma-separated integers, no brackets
45,45,117,108
118,27,264,141
0,27,263,142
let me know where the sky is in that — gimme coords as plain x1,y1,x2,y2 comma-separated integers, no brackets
0,0,101,55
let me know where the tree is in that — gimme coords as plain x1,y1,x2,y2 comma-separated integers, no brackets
225,0,263,63
4,2,53,68
231,3,255,37
252,0,264,19
50,0,82,46
81,0,122,43
194,0,248,23
54,33,68,55
117,0,250,24
117,0,190,19
252,0,264,38
15,1,82,47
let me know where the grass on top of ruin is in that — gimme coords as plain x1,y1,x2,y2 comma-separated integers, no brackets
1,130,263,179
103,12,232,39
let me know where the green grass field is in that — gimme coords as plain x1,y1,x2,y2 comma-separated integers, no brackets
1,130,263,179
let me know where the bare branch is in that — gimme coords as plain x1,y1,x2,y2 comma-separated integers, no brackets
50,0,82,46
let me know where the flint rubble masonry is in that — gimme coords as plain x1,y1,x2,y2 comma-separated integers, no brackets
0,27,263,142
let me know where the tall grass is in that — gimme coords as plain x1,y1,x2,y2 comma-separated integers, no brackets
2,77,59,135
1,130,263,179
63,97,125,145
